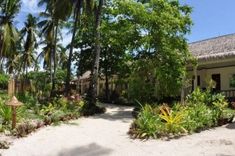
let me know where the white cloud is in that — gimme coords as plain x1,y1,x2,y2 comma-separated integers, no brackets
21,0,43,14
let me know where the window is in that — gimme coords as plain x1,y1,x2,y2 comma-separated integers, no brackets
230,74,235,88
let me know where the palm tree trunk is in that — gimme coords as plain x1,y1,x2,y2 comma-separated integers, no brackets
65,0,82,96
50,51,53,89
88,0,104,106
51,23,59,97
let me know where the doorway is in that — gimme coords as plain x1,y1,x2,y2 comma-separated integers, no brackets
211,74,221,91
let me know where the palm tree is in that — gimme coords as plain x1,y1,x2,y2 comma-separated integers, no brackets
38,12,54,86
38,0,71,96
65,0,83,96
20,14,38,77
84,0,104,113
0,0,21,74
57,45,68,70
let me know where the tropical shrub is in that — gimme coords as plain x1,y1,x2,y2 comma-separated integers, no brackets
182,103,215,132
159,107,187,134
0,74,9,90
211,93,228,119
0,104,11,125
186,87,211,105
128,60,156,103
130,90,234,139
17,92,38,108
0,96,11,125
129,104,162,139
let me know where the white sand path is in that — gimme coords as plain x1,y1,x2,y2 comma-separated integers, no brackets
1,104,235,156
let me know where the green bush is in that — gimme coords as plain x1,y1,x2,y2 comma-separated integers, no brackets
130,104,162,139
0,74,9,89
17,92,38,108
183,103,215,132
159,107,187,135
0,96,11,125
186,88,211,105
129,90,233,139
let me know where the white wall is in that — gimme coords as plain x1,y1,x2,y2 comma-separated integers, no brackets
195,66,235,90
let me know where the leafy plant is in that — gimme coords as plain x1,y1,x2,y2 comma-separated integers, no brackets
0,74,9,89
159,107,187,134
40,103,56,116
17,92,38,108
186,88,207,105
132,104,162,139
212,94,228,118
0,104,11,125
183,103,214,132
0,97,11,125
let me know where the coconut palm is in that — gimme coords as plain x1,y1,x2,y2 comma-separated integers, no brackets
20,14,38,77
65,0,83,96
38,0,72,96
87,0,104,107
0,0,21,73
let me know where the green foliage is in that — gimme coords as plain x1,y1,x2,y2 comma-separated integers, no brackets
0,103,11,125
130,90,233,139
159,107,186,134
27,71,51,97
186,88,209,105
17,92,38,108
113,0,192,99
183,104,215,133
221,109,235,120
0,96,11,125
128,60,156,103
132,104,162,139
0,74,9,89
40,103,56,116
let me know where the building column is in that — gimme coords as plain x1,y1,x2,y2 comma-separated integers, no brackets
181,76,186,105
193,65,198,91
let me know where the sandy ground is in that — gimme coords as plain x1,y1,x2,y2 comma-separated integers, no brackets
1,104,235,156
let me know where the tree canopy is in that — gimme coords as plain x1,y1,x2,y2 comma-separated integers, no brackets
0,0,192,104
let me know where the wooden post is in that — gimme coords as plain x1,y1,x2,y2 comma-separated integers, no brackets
12,106,16,129
6,96,23,129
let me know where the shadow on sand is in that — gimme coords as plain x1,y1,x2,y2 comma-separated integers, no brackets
90,104,134,123
58,143,113,156
225,123,235,129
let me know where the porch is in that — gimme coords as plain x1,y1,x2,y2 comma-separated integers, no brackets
188,56,235,100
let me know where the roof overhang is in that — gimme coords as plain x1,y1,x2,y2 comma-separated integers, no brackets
187,56,235,71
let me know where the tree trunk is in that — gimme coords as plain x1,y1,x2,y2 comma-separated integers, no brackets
65,1,81,96
104,50,109,101
105,69,109,102
88,0,103,106
50,51,53,89
51,23,59,97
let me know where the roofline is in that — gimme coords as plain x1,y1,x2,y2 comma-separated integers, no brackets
189,33,235,45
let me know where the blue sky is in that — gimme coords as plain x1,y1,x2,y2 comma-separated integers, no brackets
181,0,235,43
16,0,235,43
